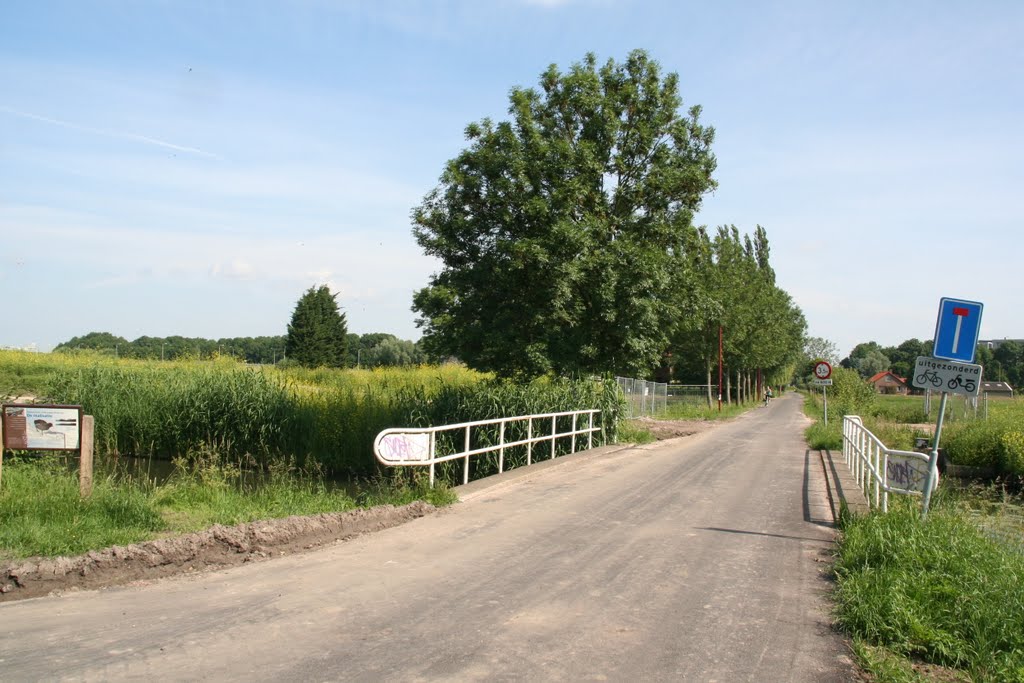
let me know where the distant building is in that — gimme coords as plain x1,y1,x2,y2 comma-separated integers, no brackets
980,339,1024,351
0,343,38,352
980,381,1014,398
867,370,908,395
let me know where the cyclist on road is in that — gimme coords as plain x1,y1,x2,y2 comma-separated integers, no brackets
764,386,773,406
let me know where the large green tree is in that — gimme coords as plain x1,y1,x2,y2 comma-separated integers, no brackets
412,50,717,377
285,286,348,368
842,342,890,378
880,338,931,380
804,337,840,366
54,331,129,354
993,340,1024,387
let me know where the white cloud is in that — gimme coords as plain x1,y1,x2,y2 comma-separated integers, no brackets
209,260,255,280
0,203,438,303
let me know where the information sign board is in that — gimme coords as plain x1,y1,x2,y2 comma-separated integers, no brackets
911,356,983,397
2,404,83,451
811,379,833,386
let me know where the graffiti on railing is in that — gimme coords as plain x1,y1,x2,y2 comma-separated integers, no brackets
885,455,929,493
376,431,431,463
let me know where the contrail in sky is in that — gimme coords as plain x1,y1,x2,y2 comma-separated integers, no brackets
0,105,223,160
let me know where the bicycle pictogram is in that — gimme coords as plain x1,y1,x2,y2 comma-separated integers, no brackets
915,368,943,388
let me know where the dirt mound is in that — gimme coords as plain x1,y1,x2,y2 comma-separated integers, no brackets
0,501,435,602
631,417,718,440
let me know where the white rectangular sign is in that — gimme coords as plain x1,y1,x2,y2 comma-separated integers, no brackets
886,454,931,493
811,379,833,386
374,431,432,463
912,356,983,397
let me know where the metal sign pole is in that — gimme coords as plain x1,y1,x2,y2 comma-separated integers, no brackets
823,386,828,427
921,391,949,517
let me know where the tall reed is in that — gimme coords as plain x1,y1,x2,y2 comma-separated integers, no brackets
36,357,622,479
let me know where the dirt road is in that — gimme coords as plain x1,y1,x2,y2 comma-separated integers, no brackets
0,394,859,681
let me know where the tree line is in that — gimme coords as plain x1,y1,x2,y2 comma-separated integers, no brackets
842,338,1024,389
61,51,811,384
411,50,806,388
53,329,426,368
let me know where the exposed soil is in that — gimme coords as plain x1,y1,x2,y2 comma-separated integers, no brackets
0,501,436,603
630,416,720,441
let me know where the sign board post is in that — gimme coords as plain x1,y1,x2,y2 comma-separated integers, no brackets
919,297,985,516
813,361,832,426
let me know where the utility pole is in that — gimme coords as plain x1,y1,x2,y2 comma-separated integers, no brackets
718,325,723,413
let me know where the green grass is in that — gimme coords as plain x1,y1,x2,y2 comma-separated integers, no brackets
870,394,930,424
0,458,165,558
1,349,80,398
801,390,843,449
801,390,929,453
616,420,655,445
0,456,455,560
661,399,752,420
834,496,1024,682
615,393,765,445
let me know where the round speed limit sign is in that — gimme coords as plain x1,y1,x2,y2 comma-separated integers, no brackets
813,361,832,380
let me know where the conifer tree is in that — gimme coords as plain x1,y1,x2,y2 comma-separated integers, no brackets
285,285,348,368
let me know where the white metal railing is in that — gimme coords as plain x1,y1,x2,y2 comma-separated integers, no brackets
373,409,604,486
843,415,935,512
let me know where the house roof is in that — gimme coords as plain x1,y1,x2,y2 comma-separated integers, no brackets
981,381,1014,392
867,371,907,384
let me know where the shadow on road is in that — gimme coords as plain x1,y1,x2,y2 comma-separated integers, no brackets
693,527,832,545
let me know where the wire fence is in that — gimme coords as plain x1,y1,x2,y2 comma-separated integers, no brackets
666,384,717,407
615,377,668,418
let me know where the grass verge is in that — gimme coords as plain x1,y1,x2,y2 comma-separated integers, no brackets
834,496,1024,682
616,420,655,445
0,456,455,560
662,400,753,420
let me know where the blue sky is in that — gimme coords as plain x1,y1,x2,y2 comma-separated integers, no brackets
2,1,1021,359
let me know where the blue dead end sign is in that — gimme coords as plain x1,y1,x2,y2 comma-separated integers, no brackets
933,297,984,363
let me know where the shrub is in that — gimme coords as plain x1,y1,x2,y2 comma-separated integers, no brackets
1001,430,1024,477
943,419,1012,472
830,366,878,417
